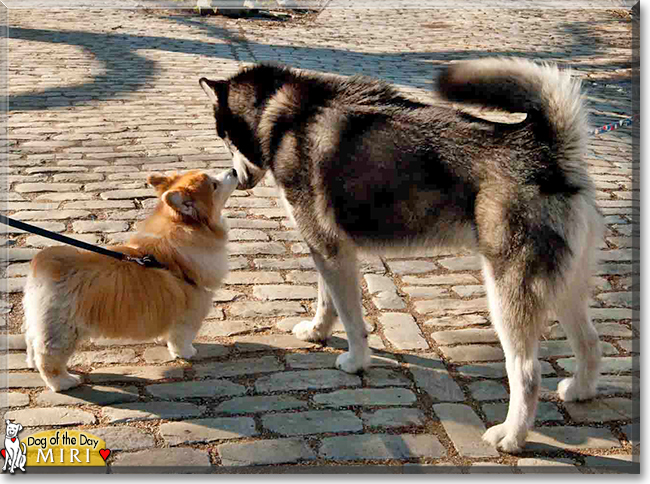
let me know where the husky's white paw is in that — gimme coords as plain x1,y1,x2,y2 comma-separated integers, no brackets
482,423,527,453
292,320,330,342
335,350,371,374
48,373,82,393
557,377,597,402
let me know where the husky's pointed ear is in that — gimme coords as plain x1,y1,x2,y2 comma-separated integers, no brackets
163,189,196,218
199,78,228,105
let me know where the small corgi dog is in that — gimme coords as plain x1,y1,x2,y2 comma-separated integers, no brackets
23,168,238,392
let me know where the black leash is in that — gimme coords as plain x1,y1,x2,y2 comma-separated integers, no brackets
0,214,166,269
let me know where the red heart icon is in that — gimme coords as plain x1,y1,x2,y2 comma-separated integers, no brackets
11,438,16,443
1,449,5,459
99,449,111,462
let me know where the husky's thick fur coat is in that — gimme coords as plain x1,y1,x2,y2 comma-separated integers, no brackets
200,58,604,452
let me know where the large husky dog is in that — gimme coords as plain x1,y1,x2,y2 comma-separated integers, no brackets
200,58,604,452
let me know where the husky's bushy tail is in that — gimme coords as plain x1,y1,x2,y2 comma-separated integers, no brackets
437,57,591,190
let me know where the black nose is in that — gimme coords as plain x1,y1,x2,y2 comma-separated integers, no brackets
230,168,238,177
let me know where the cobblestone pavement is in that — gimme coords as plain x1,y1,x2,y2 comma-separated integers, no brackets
0,1,638,474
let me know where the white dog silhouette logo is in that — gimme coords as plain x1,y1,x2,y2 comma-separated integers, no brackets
2,420,27,473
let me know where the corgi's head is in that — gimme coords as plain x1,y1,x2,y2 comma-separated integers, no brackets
147,168,238,229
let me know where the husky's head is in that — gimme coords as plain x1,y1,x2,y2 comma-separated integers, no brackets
199,66,294,190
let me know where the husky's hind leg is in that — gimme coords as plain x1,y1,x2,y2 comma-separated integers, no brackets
481,257,546,453
555,209,603,402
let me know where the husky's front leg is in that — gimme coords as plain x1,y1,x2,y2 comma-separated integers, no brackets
292,273,337,342
309,247,371,373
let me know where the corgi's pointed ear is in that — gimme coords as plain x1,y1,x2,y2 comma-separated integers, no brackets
163,189,196,218
148,174,174,193
199,78,228,105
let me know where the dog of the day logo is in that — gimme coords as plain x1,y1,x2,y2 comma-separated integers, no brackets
2,421,110,472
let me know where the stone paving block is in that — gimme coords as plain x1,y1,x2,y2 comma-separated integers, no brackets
583,455,639,474
319,434,445,461
285,352,338,369
431,328,499,345
539,340,618,358
223,271,283,285
518,458,580,473
361,408,426,429
254,258,315,271
312,388,417,407
415,298,489,316
229,242,286,256
215,395,308,415
146,379,247,400
72,220,129,233
160,417,257,445
2,372,46,388
25,234,101,248
102,402,203,424
467,381,508,401
402,286,449,298
564,397,635,422
372,291,407,310
467,462,515,474
433,403,500,458
233,334,317,352
195,356,283,379
197,319,271,338
0,353,31,370
439,344,504,362
482,402,564,424
380,312,429,350
262,410,362,436
364,274,397,294
111,448,211,471
4,407,96,426
402,274,479,286
363,368,411,387
228,301,306,318
526,426,621,450
255,369,361,393
386,260,437,275
88,366,184,383
253,284,317,300
424,314,490,327
558,356,637,374
403,354,464,402
218,438,317,467
90,427,156,451
438,256,482,271
1,392,30,408
69,349,138,366
36,385,139,407
285,271,319,284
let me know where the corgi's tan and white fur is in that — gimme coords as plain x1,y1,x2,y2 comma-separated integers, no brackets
23,168,238,392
